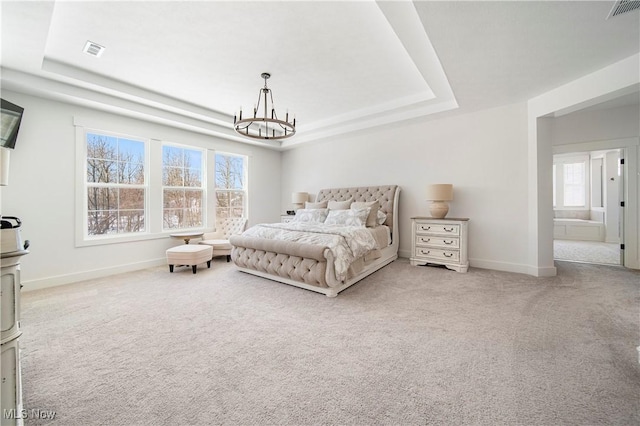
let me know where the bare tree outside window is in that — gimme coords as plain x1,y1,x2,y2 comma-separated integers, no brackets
215,153,246,218
86,133,145,235
162,145,204,229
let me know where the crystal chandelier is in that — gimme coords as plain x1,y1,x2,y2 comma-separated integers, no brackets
234,73,296,140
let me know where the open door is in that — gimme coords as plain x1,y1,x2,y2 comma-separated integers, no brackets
618,151,625,266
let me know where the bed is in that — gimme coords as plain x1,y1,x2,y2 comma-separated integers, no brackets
229,185,400,297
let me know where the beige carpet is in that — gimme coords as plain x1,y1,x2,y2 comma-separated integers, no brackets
554,239,621,265
19,259,640,425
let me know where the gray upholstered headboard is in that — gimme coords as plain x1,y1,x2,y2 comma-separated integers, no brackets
316,185,399,234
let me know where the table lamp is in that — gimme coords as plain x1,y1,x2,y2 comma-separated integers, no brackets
425,184,453,218
291,192,308,211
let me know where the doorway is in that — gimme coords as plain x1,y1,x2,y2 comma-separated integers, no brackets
552,149,624,266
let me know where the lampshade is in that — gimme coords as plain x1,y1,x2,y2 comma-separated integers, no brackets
425,184,453,201
291,192,308,204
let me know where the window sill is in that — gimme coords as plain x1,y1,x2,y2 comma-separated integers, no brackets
75,230,207,248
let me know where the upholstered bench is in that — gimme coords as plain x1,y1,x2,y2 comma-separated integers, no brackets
166,245,213,274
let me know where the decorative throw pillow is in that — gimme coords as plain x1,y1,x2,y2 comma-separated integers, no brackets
351,200,380,227
327,198,353,210
293,208,329,223
324,207,370,227
377,210,387,225
305,200,328,209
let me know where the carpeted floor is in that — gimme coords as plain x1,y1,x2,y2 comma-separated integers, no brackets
554,239,621,265
18,258,640,425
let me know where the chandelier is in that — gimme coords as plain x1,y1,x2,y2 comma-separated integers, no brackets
234,73,296,141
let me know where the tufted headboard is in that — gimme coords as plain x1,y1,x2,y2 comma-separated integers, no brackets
316,185,400,235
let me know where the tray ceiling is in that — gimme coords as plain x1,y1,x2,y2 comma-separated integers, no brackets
1,1,638,150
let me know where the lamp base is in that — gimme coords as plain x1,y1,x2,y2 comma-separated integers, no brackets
429,201,449,219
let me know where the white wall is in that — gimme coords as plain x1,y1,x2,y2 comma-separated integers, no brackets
0,90,282,290
282,102,531,273
550,104,639,145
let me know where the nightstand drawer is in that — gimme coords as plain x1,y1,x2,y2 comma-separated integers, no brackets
415,223,460,236
281,215,295,223
414,247,460,262
415,235,459,249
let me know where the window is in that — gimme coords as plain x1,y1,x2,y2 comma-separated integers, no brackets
552,154,589,210
86,132,146,236
215,153,247,218
563,162,586,207
77,121,249,246
162,144,204,229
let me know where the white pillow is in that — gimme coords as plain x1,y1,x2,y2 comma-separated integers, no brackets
324,207,370,227
377,210,387,225
293,208,329,223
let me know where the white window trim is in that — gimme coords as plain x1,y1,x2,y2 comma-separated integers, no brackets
75,128,210,247
76,125,160,247
553,153,590,210
214,151,249,219
161,141,207,231
75,118,248,247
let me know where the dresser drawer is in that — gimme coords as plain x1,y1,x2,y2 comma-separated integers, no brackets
415,235,460,249
415,223,460,236
414,247,460,262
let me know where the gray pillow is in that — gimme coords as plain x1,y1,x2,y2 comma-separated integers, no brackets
351,200,380,227
327,198,353,210
305,200,328,209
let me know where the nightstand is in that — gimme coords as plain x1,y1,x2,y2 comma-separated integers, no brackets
280,215,295,223
410,217,469,273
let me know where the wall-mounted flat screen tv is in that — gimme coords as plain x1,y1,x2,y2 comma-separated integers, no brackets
1,99,24,149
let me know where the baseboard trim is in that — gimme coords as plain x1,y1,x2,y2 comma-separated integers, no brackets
22,255,559,291
22,258,167,292
398,249,411,259
469,258,556,276
401,252,550,276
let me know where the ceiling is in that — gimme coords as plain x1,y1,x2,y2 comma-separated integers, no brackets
1,1,638,150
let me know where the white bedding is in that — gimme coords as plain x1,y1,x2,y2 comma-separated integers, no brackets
241,222,377,281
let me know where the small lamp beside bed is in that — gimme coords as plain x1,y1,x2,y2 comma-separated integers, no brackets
291,192,308,211
425,184,453,218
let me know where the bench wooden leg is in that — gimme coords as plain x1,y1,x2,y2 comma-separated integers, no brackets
226,255,231,262
192,265,197,274
207,260,211,268
169,265,174,273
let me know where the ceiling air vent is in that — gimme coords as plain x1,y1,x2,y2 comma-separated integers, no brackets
83,41,105,58
607,0,640,19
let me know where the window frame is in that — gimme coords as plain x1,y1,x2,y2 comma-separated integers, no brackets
161,142,207,231
75,119,249,247
552,153,590,210
214,152,248,219
77,127,151,245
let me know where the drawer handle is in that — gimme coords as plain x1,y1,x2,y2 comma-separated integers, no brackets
444,240,454,245
443,253,453,258
420,225,431,231
420,249,430,255
421,237,430,243
444,227,455,232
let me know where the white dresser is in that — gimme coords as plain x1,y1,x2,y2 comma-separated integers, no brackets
410,217,469,273
1,249,28,426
